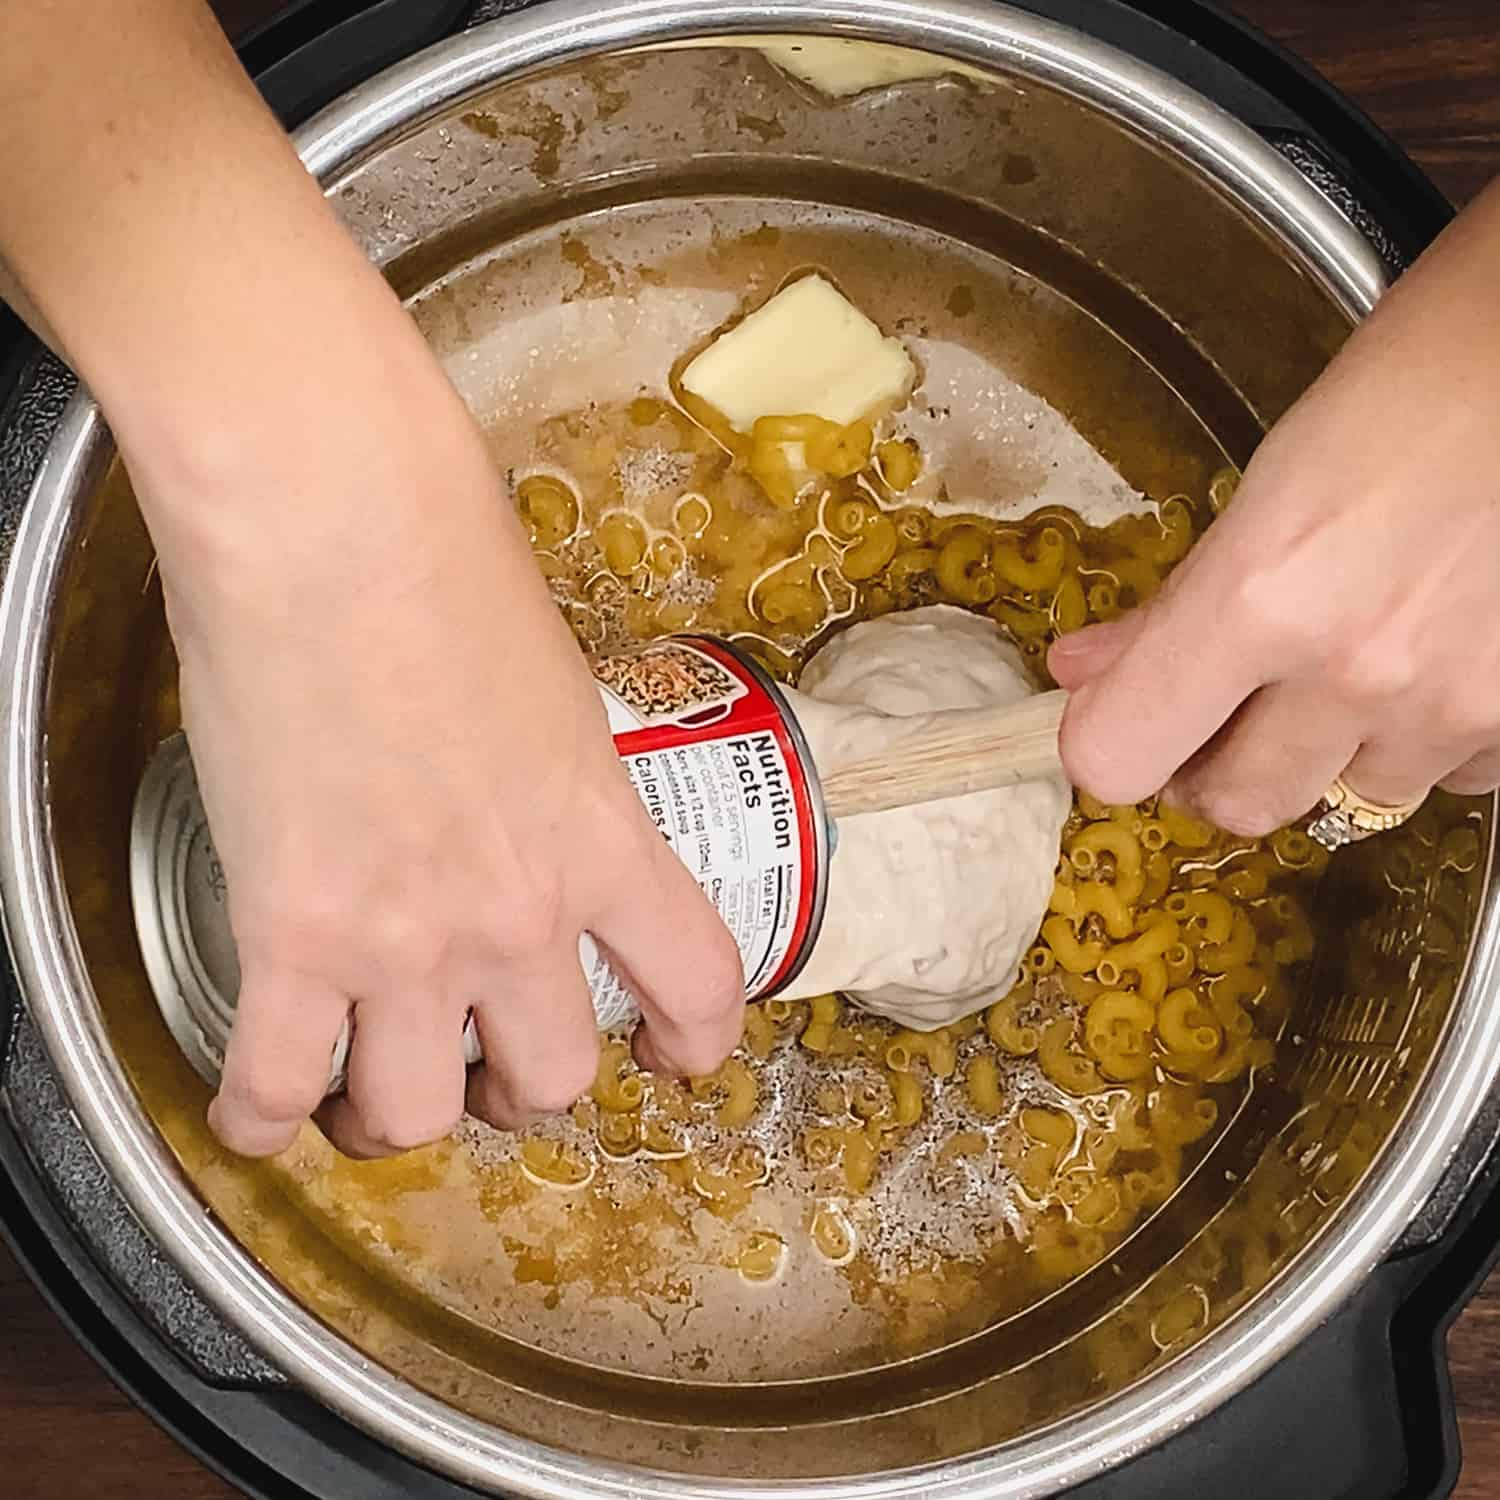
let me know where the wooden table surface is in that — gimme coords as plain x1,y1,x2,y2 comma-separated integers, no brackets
4,1,1500,1497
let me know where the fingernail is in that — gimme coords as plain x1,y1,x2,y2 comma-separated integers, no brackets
326,1135,392,1163
207,1100,295,1159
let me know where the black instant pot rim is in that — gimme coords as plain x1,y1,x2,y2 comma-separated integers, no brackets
0,3,1488,1499
1062,0,1454,247
0,1097,321,1500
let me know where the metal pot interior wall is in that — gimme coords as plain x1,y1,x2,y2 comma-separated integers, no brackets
30,28,1493,1486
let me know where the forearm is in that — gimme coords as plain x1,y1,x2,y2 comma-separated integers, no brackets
1248,175,1500,510
0,1,467,557
1332,178,1500,396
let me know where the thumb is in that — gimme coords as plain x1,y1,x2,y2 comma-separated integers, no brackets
1047,612,1147,690
1057,568,1265,806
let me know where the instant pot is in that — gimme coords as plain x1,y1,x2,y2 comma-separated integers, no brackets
1,2,1495,1498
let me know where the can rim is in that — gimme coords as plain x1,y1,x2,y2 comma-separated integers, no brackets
681,635,833,998
128,732,229,1089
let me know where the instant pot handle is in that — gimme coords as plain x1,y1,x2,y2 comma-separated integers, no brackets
1055,1224,1482,1500
1048,1171,1500,1500
1143,1131,1500,1500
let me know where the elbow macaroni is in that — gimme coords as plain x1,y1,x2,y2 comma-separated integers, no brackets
801,993,843,1053
498,388,1331,1319
593,1040,645,1114
993,524,1067,592
889,1068,925,1127
516,473,580,547
936,525,999,605
966,1053,1004,1116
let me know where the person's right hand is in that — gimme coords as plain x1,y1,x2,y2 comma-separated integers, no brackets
131,328,744,1161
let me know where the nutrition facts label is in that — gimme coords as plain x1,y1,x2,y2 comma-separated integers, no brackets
583,638,824,1025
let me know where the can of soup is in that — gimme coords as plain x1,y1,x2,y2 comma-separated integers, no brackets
129,636,831,1093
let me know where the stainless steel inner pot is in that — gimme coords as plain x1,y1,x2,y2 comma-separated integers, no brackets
3,2,1498,1497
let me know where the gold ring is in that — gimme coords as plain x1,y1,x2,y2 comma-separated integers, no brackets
1307,777,1425,851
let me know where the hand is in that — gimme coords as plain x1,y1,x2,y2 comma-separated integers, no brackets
135,335,743,1161
0,0,743,1161
1050,181,1500,833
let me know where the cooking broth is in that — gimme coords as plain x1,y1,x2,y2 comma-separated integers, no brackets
70,187,1340,1385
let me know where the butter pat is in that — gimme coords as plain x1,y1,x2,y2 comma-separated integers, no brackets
681,274,915,433
757,38,991,97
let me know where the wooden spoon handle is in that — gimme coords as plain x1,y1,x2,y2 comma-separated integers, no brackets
819,690,1068,820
